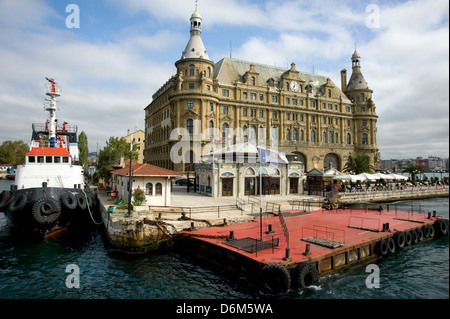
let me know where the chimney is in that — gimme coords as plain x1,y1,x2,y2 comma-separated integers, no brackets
341,69,347,92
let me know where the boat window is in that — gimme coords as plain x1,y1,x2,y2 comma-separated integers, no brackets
46,156,52,163
28,156,35,163
54,156,61,163
62,157,69,163
37,156,44,163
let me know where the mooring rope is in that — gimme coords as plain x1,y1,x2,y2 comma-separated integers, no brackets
81,189,103,225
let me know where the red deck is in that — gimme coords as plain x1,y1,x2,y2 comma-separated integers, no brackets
183,208,441,266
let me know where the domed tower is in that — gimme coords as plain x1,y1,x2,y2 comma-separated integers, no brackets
345,50,379,168
173,9,216,174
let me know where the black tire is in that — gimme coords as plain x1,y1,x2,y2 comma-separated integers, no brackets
61,192,77,210
417,227,424,242
291,262,319,289
428,224,435,238
405,231,412,246
376,239,389,256
394,232,406,250
8,193,28,212
0,191,14,211
411,229,419,244
76,193,87,210
387,237,396,254
259,263,291,294
31,197,61,225
422,225,430,238
434,219,449,237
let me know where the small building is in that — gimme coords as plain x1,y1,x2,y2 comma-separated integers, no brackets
111,163,181,207
195,142,305,198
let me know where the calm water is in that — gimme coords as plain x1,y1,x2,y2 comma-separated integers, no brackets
0,180,448,300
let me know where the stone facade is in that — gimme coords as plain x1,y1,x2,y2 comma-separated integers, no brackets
144,9,379,175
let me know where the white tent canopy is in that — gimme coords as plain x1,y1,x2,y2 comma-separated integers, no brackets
333,172,409,182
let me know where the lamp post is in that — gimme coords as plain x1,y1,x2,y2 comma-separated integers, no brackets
127,132,133,217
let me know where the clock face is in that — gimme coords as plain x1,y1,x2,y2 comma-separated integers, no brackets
290,81,298,92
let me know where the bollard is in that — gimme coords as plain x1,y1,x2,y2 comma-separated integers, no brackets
227,230,236,241
190,222,197,231
303,244,311,256
385,223,390,231
265,224,274,234
158,212,162,219
283,247,292,261
432,210,436,217
427,212,431,219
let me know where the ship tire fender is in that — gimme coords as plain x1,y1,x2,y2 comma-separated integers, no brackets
428,224,435,238
417,227,424,242
394,231,406,250
76,193,87,210
435,219,449,237
259,262,291,294
291,262,319,289
87,192,95,208
422,225,430,238
411,229,419,244
405,231,412,246
8,193,28,212
31,197,61,225
376,239,389,256
0,191,14,210
387,237,396,254
61,192,77,210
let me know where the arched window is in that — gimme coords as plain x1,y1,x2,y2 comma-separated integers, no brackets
335,133,339,144
286,129,290,140
243,125,248,138
251,77,255,86
329,132,333,144
209,120,214,137
324,153,340,170
187,119,194,134
323,132,327,143
222,123,229,139
347,133,352,144
311,130,316,142
207,67,211,78
293,128,298,141
189,64,195,76
250,125,256,139
155,183,162,196
362,133,368,144
300,129,304,141
328,89,332,98
146,183,153,195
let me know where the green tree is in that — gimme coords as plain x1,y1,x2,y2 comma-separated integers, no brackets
95,137,139,181
343,154,374,174
402,163,424,181
78,131,89,167
0,140,29,166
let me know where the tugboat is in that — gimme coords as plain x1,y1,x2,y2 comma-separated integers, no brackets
0,78,100,238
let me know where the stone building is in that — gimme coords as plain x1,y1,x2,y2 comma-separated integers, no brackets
144,9,379,175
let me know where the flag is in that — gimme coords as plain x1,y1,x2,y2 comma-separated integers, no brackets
257,146,288,164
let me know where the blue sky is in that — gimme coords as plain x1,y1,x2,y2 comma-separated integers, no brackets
0,0,448,160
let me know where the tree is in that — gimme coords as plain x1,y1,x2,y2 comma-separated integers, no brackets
78,131,89,167
0,140,29,166
95,137,139,181
402,163,424,181
343,154,374,174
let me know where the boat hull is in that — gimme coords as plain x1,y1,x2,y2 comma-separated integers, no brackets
0,186,100,237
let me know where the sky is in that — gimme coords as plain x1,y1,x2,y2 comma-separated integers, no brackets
0,0,448,160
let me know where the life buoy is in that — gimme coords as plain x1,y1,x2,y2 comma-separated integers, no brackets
0,191,13,211
259,262,291,294
8,193,28,212
376,239,389,256
61,192,77,210
394,231,406,250
31,197,61,224
405,231,412,246
290,262,319,289
76,193,87,210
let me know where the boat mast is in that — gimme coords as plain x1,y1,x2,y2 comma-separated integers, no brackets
44,78,61,148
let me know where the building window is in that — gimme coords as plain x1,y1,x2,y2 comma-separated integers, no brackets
286,129,290,140
323,116,327,124
293,129,298,141
347,133,352,144
223,106,228,114
243,108,247,116
323,132,327,143
292,98,297,105
328,89,332,98
259,110,264,118
299,99,304,106
310,115,315,123
251,77,255,86
286,112,290,120
347,119,351,126
155,183,162,196
272,111,277,119
209,120,214,137
310,100,315,108
362,120,367,126
271,127,278,140
187,100,194,109
285,97,290,105
311,130,316,142
328,103,332,110
222,89,229,97
250,108,256,117
243,92,248,99
189,64,195,76
189,83,194,90
222,123,229,139
322,102,326,109
272,95,277,103
335,133,339,143
250,92,256,100
209,102,214,111
362,133,368,145
250,125,256,139
187,119,194,134
329,132,333,143
243,125,248,137
259,94,264,101
146,183,153,195
300,130,304,141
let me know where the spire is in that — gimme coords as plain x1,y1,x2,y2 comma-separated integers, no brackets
180,9,210,60
346,49,370,91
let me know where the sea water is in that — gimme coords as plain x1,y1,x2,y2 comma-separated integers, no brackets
0,180,448,299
